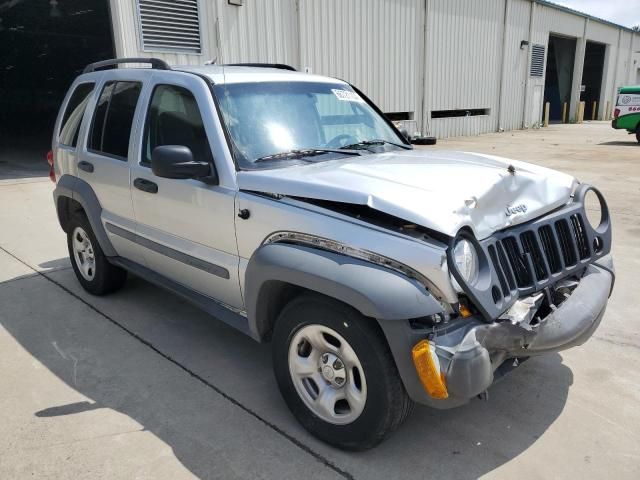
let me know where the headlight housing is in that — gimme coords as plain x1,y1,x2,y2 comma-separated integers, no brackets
583,188,604,230
452,238,479,285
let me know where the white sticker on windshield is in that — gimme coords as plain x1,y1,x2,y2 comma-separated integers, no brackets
332,89,364,102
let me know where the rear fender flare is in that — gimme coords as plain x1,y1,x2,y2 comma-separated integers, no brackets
53,174,117,256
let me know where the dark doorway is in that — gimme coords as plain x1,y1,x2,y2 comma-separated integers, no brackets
580,41,606,120
0,0,114,160
543,35,577,122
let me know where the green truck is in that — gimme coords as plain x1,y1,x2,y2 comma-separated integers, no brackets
612,86,640,143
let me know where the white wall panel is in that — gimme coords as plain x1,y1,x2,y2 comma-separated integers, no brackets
614,32,633,89
586,20,620,45
628,35,640,84
531,4,584,43
216,0,299,66
424,0,504,138
299,0,420,114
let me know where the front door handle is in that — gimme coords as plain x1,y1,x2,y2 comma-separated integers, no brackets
133,177,158,194
78,161,94,173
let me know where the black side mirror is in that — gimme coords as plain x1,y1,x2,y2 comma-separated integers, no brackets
398,127,411,142
151,145,212,180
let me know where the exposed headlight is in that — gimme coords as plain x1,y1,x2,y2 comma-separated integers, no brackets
453,239,479,285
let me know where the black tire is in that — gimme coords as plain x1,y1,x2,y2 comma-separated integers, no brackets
67,212,127,295
272,292,413,450
636,124,640,144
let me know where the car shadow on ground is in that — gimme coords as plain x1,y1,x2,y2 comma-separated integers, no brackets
1,268,573,479
38,258,72,271
597,140,639,146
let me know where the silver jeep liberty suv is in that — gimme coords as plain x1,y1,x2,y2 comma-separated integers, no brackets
51,58,614,450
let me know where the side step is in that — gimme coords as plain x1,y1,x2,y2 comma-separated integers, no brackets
109,257,257,341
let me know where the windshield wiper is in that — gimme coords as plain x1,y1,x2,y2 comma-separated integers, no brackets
340,139,412,151
253,148,363,164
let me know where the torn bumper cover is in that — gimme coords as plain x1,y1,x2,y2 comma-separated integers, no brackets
380,256,614,408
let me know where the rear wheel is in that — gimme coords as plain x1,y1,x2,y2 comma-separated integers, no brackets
272,292,413,450
636,124,640,143
67,213,126,295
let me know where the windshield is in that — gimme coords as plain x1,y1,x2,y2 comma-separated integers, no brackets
213,81,405,169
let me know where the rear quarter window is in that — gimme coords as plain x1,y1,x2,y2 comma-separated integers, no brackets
58,83,95,147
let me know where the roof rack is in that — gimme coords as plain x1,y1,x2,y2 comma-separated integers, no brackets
224,63,297,72
83,57,171,74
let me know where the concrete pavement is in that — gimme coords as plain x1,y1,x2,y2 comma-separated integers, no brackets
0,121,638,479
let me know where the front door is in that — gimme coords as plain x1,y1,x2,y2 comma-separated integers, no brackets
130,73,242,310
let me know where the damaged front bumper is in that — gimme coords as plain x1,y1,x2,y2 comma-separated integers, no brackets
379,255,614,408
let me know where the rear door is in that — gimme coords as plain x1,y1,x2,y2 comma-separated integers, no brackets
129,72,242,310
77,71,147,264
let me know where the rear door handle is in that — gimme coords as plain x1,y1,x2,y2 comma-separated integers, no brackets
133,178,158,194
78,161,94,173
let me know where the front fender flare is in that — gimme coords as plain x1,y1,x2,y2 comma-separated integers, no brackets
244,243,443,340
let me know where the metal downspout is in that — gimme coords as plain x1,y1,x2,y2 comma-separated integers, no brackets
420,0,431,136
610,29,622,114
522,0,536,128
497,0,511,132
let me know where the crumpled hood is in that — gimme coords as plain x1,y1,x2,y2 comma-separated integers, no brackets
237,149,577,239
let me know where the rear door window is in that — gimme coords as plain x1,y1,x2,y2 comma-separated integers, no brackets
59,83,95,147
89,81,142,159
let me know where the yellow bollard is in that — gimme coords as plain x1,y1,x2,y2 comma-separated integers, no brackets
562,102,568,123
591,101,597,121
577,101,585,123
544,102,550,127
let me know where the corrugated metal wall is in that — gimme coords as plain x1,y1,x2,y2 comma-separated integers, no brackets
527,2,632,123
424,0,505,138
216,0,299,66
532,3,584,42
499,0,531,131
109,0,640,138
299,0,420,114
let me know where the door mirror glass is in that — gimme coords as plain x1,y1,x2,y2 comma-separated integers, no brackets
398,127,410,141
151,145,211,180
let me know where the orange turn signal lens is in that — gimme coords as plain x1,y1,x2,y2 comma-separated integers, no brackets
412,340,448,399
459,303,472,318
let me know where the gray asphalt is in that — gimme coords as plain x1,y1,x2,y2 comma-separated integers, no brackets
0,121,638,479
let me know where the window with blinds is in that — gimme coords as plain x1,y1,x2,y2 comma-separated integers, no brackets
137,0,202,54
530,44,545,77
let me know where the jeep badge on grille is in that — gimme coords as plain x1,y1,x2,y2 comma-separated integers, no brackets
505,204,528,216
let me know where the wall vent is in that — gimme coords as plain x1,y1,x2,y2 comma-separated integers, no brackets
530,44,545,77
137,0,202,54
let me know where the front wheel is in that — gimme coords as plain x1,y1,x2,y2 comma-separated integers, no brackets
272,293,413,450
636,124,640,143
